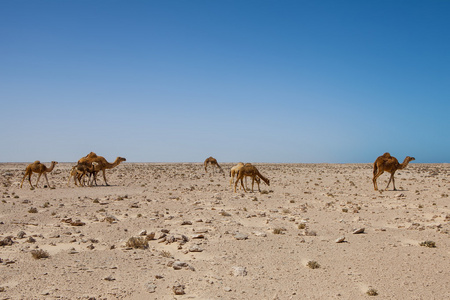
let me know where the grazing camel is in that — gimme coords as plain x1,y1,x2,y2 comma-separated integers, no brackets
77,153,126,186
230,162,260,190
373,153,415,191
204,156,225,176
20,161,58,189
234,164,269,193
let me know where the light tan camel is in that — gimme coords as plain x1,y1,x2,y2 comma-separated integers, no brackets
373,153,415,191
234,164,269,193
20,161,58,189
67,162,97,187
229,162,244,186
77,153,126,186
204,156,225,176
230,162,260,190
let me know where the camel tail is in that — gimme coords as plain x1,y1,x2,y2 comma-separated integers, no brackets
373,161,378,177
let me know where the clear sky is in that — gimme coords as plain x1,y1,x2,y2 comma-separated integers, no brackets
1,1,449,163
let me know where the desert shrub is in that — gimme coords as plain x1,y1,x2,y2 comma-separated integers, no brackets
28,207,38,213
419,241,436,248
298,223,306,229
126,237,148,249
307,260,320,269
366,288,378,296
31,249,49,259
273,228,284,234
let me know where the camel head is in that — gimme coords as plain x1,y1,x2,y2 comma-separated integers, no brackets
406,156,415,162
118,157,126,163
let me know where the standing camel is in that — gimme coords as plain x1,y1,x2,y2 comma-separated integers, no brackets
77,152,126,186
20,161,58,189
234,164,269,193
204,156,225,176
373,153,415,191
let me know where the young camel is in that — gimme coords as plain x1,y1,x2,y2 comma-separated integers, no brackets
20,161,58,189
234,164,269,193
77,153,126,186
204,156,225,176
373,154,415,191
67,162,97,187
230,162,260,190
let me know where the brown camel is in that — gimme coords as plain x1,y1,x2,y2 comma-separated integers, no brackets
234,164,269,193
77,153,126,186
230,162,260,190
204,156,225,176
20,161,58,189
373,153,415,191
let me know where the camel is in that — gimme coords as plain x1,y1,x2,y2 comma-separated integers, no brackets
204,156,225,176
230,162,260,190
373,153,415,191
234,164,269,193
67,162,97,187
20,161,58,189
77,153,126,186
229,162,244,186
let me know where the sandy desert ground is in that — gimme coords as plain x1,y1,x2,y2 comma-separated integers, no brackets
0,162,449,299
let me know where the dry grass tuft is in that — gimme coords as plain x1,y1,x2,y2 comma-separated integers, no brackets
126,237,148,249
31,249,49,259
160,250,172,258
419,240,436,248
306,260,320,269
366,288,378,296
28,207,38,213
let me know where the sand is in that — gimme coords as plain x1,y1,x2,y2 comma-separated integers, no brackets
0,162,449,299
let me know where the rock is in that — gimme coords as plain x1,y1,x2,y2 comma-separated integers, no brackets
145,282,157,293
224,287,232,292
252,231,267,237
234,232,248,240
17,231,26,239
181,221,192,225
335,236,346,243
146,232,155,240
139,230,147,236
232,266,247,276
104,275,115,281
189,244,203,252
173,284,185,295
173,261,188,270
353,228,365,234
192,234,204,239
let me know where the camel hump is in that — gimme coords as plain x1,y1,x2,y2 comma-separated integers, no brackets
382,152,391,158
34,160,40,164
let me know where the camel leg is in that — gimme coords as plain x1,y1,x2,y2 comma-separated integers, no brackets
385,173,394,190
229,171,234,187
102,169,109,186
20,172,28,188
373,171,383,191
240,176,247,192
43,173,50,188
35,173,42,188
257,176,261,192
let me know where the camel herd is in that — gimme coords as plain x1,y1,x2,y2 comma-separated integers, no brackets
19,152,415,192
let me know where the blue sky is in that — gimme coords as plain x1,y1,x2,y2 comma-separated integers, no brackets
1,1,449,163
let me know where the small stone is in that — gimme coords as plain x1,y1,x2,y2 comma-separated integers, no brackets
181,221,192,225
234,233,248,240
253,231,267,237
191,234,204,239
352,228,365,234
139,230,147,236
17,231,26,239
335,236,346,243
189,244,203,252
104,275,115,281
173,261,188,270
173,284,185,295
232,266,247,276
224,287,232,292
146,232,155,240
145,282,157,293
